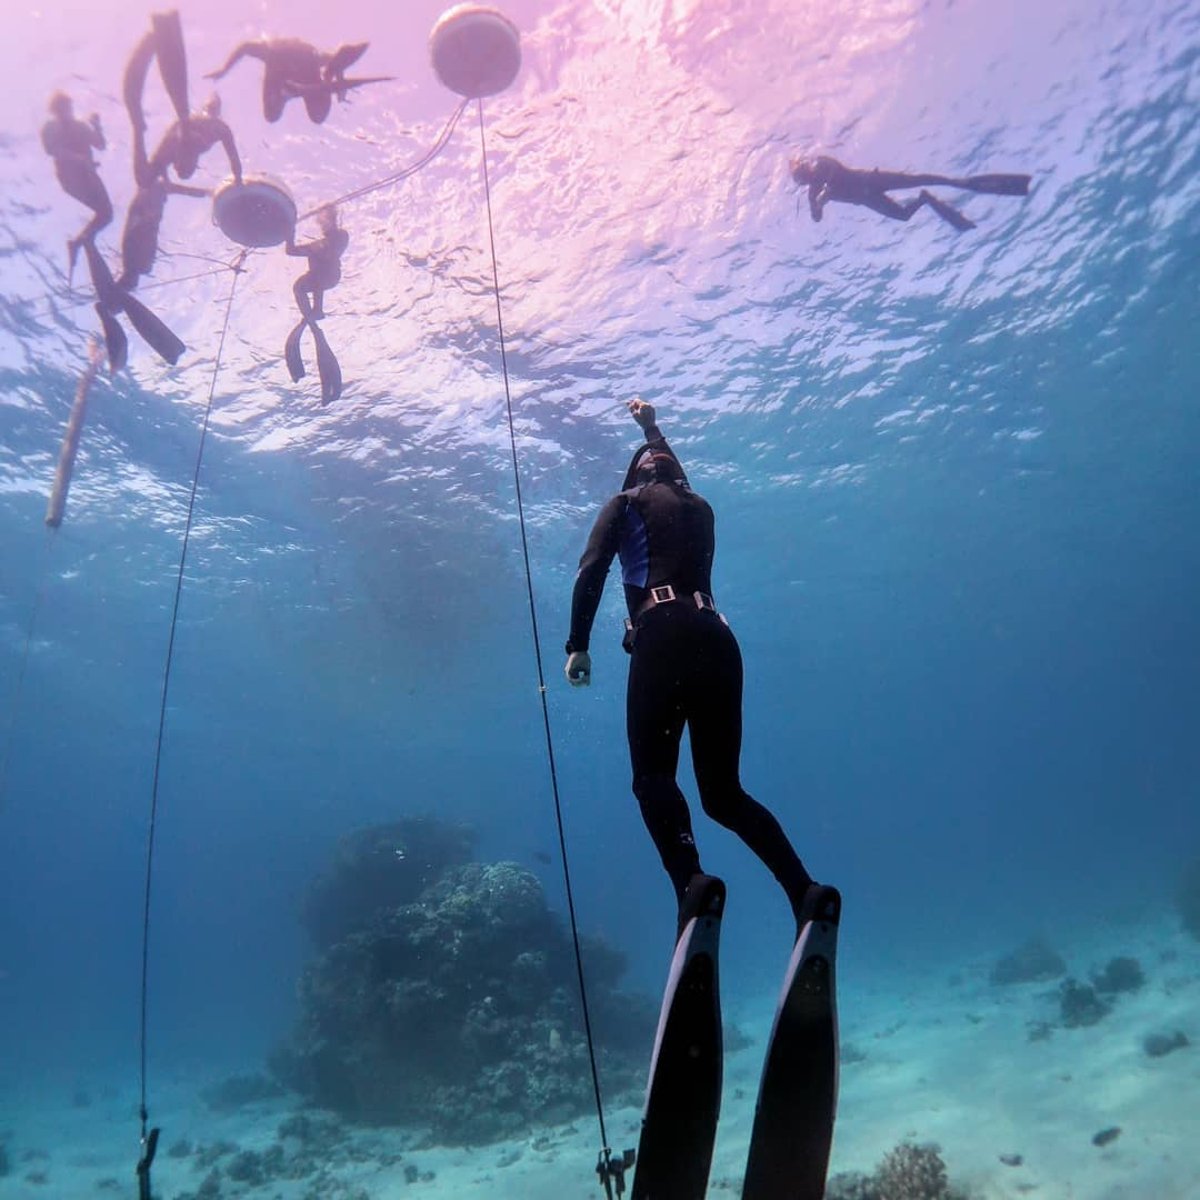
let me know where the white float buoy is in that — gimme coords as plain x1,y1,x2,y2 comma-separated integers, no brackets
430,5,521,99
213,176,297,248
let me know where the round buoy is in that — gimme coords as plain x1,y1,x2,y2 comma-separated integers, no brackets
430,5,521,98
213,176,297,248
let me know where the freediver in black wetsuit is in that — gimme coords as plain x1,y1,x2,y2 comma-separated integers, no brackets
790,155,1031,231
284,204,348,404
565,399,837,938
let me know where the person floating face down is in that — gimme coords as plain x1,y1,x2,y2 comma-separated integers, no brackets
41,91,112,280
205,36,385,124
565,399,838,939
790,155,1031,231
283,205,349,404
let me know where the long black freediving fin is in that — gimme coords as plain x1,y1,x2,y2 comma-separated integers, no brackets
312,324,343,404
151,9,190,122
741,885,841,1200
630,874,725,1200
120,294,186,365
284,320,307,382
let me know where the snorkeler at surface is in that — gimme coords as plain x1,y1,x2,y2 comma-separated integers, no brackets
790,155,1031,231
41,92,113,280
81,239,185,371
205,37,385,124
283,205,348,404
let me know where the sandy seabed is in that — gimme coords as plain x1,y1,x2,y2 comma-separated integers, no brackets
2,912,1197,1200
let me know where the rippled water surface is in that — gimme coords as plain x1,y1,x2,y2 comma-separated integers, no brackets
2,0,1198,1192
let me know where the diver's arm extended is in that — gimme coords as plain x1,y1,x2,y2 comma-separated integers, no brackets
166,182,209,199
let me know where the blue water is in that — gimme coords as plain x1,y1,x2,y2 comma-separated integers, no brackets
2,0,1199,1192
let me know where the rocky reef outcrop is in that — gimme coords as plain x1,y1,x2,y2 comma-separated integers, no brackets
827,1141,970,1200
273,819,656,1144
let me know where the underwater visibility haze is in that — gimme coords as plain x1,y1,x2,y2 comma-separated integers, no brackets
1,0,1199,1196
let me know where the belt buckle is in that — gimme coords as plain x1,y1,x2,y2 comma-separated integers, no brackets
650,584,676,604
693,591,715,612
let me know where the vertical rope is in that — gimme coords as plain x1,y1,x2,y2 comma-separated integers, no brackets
138,253,245,1142
474,101,615,1160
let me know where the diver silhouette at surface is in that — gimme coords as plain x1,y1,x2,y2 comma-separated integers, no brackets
791,155,1031,231
41,92,113,280
284,205,348,404
206,37,386,123
119,13,241,292
81,238,185,372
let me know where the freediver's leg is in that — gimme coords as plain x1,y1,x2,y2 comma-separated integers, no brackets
627,617,703,903
918,190,976,230
263,80,286,123
293,275,315,320
868,169,960,191
303,88,333,124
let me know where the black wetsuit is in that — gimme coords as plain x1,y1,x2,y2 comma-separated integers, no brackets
568,427,813,911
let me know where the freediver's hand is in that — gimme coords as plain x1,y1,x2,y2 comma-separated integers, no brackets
565,651,592,687
629,398,657,430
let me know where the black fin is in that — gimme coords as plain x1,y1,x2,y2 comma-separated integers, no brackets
312,325,342,403
962,173,1031,196
95,303,128,372
121,294,186,365
150,10,190,121
82,240,122,310
284,320,307,381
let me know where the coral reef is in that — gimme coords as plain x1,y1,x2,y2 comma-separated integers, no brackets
274,825,656,1144
825,1142,969,1200
1143,1029,1189,1058
989,937,1066,985
1058,977,1112,1027
301,816,476,950
1090,955,1144,996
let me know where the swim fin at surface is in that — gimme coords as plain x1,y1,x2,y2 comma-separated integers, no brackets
94,303,128,373
121,293,185,365
284,319,307,382
312,324,343,404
